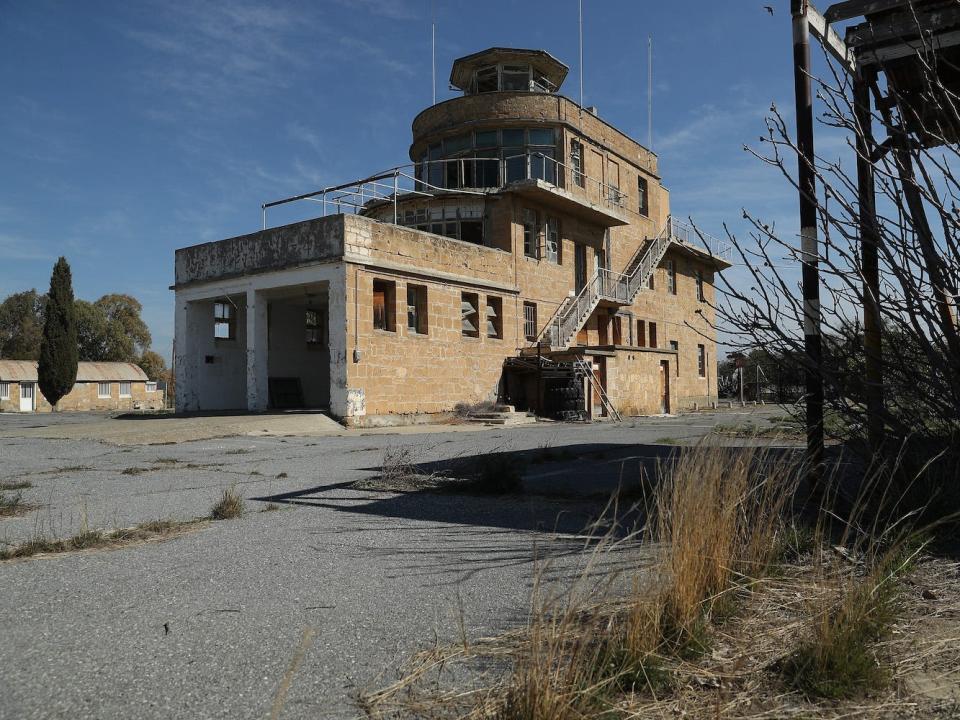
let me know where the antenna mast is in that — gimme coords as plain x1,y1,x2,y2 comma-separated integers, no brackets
648,35,653,149
578,0,584,112
431,1,436,105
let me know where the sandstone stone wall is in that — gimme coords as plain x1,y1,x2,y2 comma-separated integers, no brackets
0,381,165,413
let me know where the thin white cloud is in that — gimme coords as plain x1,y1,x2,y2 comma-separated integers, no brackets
327,0,418,21
338,36,417,77
0,234,55,262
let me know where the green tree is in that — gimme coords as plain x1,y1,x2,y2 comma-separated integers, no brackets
137,350,166,380
95,294,151,361
0,289,45,360
37,258,78,407
74,299,111,361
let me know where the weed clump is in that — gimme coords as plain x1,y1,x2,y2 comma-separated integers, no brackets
209,487,245,520
470,452,523,494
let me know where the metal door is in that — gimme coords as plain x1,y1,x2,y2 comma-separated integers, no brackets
19,382,35,412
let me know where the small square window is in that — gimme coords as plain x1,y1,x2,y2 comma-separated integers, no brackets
486,296,503,339
146,382,158,393
214,302,235,340
523,301,538,341
373,279,396,332
98,382,111,399
461,292,480,337
669,340,679,352
119,382,132,398
407,284,428,335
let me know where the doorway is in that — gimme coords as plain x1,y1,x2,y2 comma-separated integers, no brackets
575,244,587,292
19,382,35,412
659,360,671,414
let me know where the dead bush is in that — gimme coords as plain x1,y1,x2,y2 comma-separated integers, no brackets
209,486,245,520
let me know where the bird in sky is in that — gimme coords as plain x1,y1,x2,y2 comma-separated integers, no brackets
764,5,774,14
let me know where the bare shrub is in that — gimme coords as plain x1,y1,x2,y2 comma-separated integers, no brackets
209,486,245,520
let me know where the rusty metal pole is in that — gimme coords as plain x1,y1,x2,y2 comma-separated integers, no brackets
792,0,825,490
854,69,884,452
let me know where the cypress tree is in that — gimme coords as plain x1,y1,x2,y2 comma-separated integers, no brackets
38,257,78,408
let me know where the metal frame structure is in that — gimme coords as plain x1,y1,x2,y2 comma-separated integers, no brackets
791,0,960,486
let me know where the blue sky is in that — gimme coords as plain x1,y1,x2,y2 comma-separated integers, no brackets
1,0,847,359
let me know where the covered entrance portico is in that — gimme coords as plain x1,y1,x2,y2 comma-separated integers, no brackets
174,263,348,415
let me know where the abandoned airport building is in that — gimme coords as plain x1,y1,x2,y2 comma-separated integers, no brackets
173,48,731,425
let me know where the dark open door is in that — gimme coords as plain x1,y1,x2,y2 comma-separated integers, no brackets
659,360,671,414
575,244,587,292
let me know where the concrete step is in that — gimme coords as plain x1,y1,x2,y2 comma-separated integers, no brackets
466,410,536,425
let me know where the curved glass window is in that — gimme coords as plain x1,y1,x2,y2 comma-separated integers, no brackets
415,127,557,190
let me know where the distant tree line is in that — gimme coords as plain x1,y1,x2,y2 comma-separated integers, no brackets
0,288,166,380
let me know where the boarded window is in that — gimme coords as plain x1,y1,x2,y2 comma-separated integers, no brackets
373,279,396,332
636,320,646,348
306,309,323,344
486,296,503,339
545,217,560,264
407,284,428,335
461,292,479,337
667,260,677,295
214,302,235,340
612,316,623,345
98,382,111,398
649,322,658,349
522,208,539,259
638,176,649,216
698,344,707,377
523,301,538,341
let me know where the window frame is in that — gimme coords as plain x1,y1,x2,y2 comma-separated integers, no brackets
119,381,132,398
698,344,707,377
145,381,158,393
638,175,649,216
214,302,236,340
461,292,480,338
305,308,324,345
636,320,646,348
570,138,585,188
666,260,677,295
97,382,111,399
695,270,706,302
406,284,429,335
373,279,397,332
0,382,8,400
523,301,538,342
649,322,658,349
545,216,560,264
522,208,539,259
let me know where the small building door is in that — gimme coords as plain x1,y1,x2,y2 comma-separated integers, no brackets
574,244,587,292
659,361,671,414
19,382,35,412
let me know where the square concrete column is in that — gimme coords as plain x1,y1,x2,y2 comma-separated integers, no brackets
174,296,200,412
246,289,269,411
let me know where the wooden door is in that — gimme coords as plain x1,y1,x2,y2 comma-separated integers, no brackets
659,360,671,414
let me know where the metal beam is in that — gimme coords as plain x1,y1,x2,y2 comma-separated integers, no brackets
846,6,960,47
858,27,960,64
825,0,911,23
807,3,858,74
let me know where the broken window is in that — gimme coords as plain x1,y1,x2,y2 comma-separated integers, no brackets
523,301,538,341
570,139,585,188
214,302,235,340
696,270,705,302
475,65,498,93
460,219,483,245
305,309,324,345
636,320,646,348
649,322,658,349
545,217,559,263
522,209,539,259
373,279,396,332
501,64,530,91
638,176,649,216
407,284,428,335
486,296,503,339
698,344,707,377
666,260,677,295
461,293,480,337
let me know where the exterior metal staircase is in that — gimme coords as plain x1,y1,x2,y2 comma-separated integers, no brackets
540,216,680,349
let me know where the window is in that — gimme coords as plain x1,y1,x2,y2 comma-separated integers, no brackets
695,270,706,302
461,293,480,337
214,302,235,340
612,316,623,345
638,176,649,216
146,381,158,393
98,382,111,399
523,302,538,341
0,382,8,399
486,296,503,339
475,65,498,93
522,208,539,259
119,382,132,398
406,284,428,335
649,322,658,349
570,139,585,188
545,217,560,264
501,64,531,91
636,320,646,348
373,279,396,332
666,260,677,295
647,269,655,290
306,309,324,344
698,344,707,377
669,340,679,352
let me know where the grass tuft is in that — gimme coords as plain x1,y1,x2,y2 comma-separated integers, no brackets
209,487,245,520
0,480,32,491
